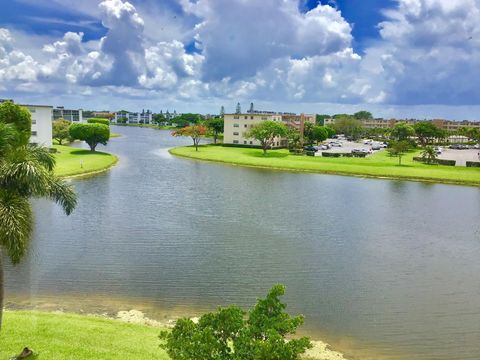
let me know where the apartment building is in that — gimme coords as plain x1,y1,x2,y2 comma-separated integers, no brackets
26,104,53,147
53,107,84,122
114,110,152,124
223,112,315,147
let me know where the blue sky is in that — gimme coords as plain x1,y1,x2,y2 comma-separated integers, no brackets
1,0,480,120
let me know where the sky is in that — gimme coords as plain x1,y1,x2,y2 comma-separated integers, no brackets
1,0,480,120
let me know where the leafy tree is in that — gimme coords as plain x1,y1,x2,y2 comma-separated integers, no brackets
205,117,224,144
87,118,110,126
0,103,76,330
246,121,288,156
286,128,303,154
387,140,410,165
52,118,71,145
324,126,336,138
153,113,166,126
69,123,110,152
332,116,363,139
421,146,438,164
171,113,203,127
414,121,442,146
390,123,415,141
0,101,32,146
160,284,311,360
236,102,241,114
353,111,373,120
304,123,327,145
171,124,208,151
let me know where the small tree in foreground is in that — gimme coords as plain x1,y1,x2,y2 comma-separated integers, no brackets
246,121,288,156
171,125,208,151
52,118,71,145
387,140,410,165
205,117,224,144
69,123,110,152
160,284,311,360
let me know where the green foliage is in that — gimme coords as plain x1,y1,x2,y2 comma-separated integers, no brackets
421,146,438,164
286,129,303,153
171,125,208,151
390,123,415,141
332,116,363,139
304,123,328,145
324,126,336,138
172,113,204,127
153,113,166,125
315,114,331,125
160,285,311,360
414,121,444,146
353,111,373,120
0,101,32,146
246,121,288,155
205,117,224,144
87,118,110,126
69,123,110,152
52,119,71,145
387,140,411,165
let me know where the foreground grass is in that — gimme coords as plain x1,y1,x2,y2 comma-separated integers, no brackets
54,145,118,178
0,311,169,360
170,145,480,186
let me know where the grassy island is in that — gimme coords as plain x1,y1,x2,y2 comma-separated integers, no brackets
0,311,169,360
54,145,118,178
170,145,480,186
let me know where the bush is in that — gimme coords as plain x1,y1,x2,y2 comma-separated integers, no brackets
341,153,354,157
413,157,456,166
305,151,315,156
466,161,480,167
352,152,367,158
69,123,110,151
159,285,311,360
87,118,110,126
322,152,341,157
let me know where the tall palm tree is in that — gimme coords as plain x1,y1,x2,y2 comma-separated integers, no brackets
0,123,77,330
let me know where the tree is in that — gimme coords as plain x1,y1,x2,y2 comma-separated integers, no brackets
387,140,410,165
246,121,288,156
171,124,208,151
69,123,110,152
390,123,415,141
0,101,31,146
315,114,331,126
160,284,311,360
153,113,166,126
87,118,110,126
220,106,225,116
171,113,203,127
52,118,71,145
332,116,363,139
324,126,336,138
414,121,442,146
304,123,328,145
205,117,224,144
236,102,241,114
249,102,254,113
286,128,303,154
0,103,77,330
353,111,373,120
421,146,438,164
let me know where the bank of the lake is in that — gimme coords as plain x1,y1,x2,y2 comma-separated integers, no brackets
0,310,346,360
54,145,118,178
170,145,480,186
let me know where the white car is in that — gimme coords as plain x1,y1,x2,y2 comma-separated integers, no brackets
364,140,373,145
320,144,330,150
331,142,342,147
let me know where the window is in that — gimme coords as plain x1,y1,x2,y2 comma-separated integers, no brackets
244,124,247,128
244,141,247,144
31,119,36,124
31,131,37,136
244,116,248,119
233,140,239,144
250,141,253,145
250,116,253,119
261,117,268,120
233,123,239,127
233,132,239,136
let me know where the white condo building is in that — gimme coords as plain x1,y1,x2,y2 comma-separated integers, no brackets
25,104,53,147
53,107,84,122
223,112,316,147
114,110,152,124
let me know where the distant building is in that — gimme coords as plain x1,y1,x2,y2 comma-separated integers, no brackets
223,112,315,147
25,104,53,147
114,109,152,124
53,106,84,122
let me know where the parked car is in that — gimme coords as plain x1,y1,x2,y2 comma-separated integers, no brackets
473,144,480,149
364,140,373,145
331,142,342,147
304,146,317,152
434,146,442,154
371,144,381,150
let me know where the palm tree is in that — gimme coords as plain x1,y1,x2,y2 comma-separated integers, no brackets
0,123,77,330
421,146,438,164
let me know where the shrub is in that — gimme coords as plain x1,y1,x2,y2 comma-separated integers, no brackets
466,161,480,167
69,123,110,151
322,152,341,157
87,118,110,126
305,151,315,156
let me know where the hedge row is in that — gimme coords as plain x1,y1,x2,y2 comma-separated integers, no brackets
322,152,367,158
413,157,456,166
88,118,110,126
466,161,480,167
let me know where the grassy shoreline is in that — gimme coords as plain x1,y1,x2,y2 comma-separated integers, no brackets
54,145,118,178
169,145,480,186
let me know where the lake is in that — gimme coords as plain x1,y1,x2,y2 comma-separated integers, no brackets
5,126,480,359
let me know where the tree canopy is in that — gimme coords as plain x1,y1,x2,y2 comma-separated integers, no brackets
69,123,110,152
304,123,328,145
171,124,208,151
353,111,373,120
332,116,363,139
87,118,110,126
414,121,444,146
52,118,71,145
0,101,32,146
160,284,311,360
246,121,288,155
205,117,224,144
390,123,415,141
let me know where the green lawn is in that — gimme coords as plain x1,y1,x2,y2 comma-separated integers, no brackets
54,145,118,178
170,145,480,186
0,311,169,360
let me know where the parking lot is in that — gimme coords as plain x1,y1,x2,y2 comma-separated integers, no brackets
438,148,480,166
315,138,385,157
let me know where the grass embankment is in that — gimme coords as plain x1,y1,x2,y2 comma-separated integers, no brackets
0,311,169,360
170,145,480,186
54,145,118,178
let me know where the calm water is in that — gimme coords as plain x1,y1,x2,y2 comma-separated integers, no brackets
5,126,480,359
